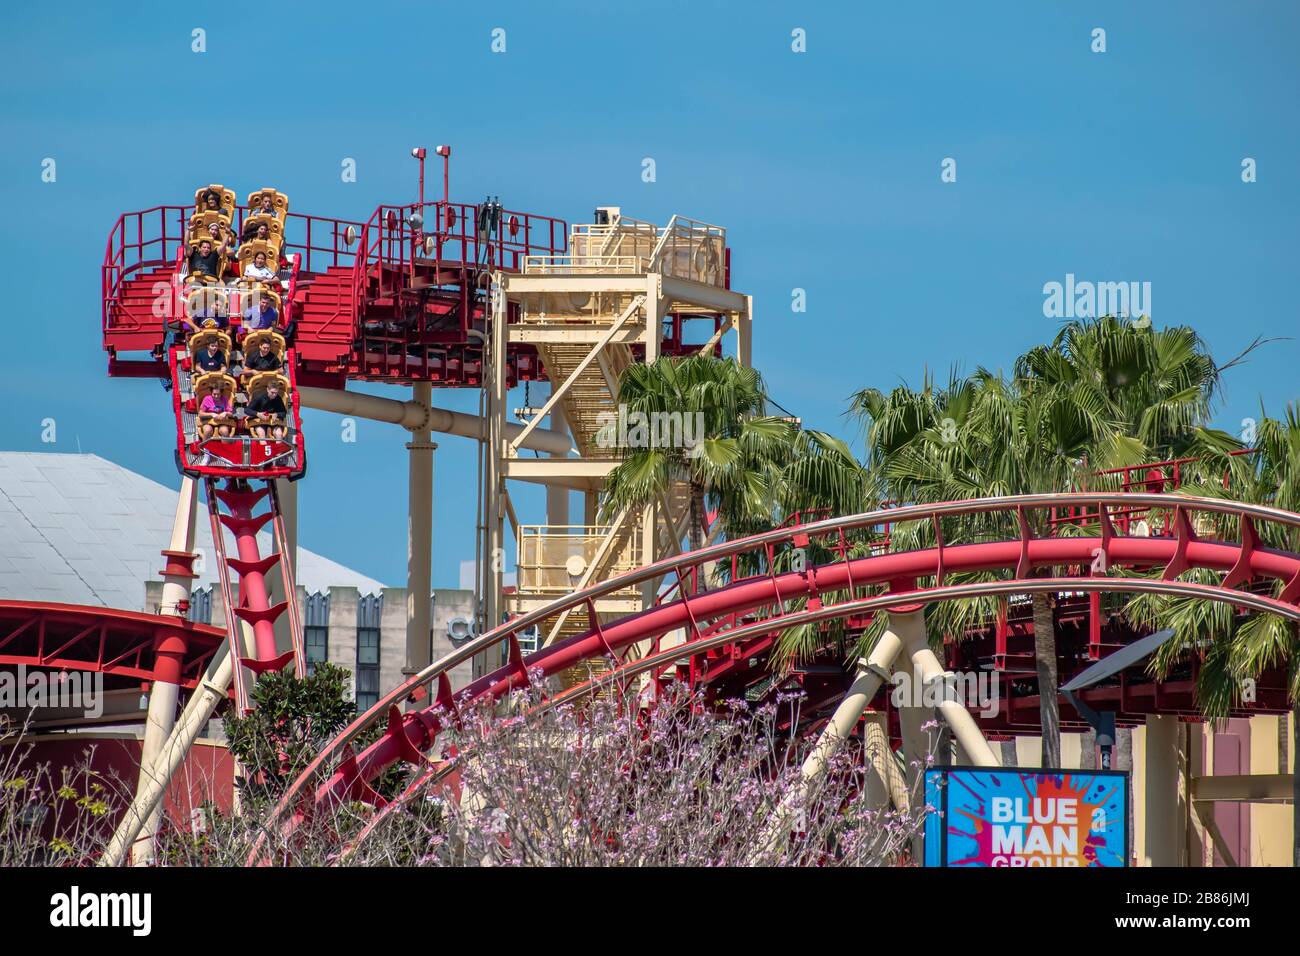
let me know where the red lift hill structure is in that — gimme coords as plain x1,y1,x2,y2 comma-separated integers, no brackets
4,148,1289,865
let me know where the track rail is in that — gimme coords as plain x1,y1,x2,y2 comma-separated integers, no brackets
0,601,224,689
336,573,1300,860
247,491,1300,862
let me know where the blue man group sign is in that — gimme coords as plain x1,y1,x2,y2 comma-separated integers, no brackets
924,767,1129,867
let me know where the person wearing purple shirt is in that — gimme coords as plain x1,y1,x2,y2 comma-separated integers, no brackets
244,295,279,331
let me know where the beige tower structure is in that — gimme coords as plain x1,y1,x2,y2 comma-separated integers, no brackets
477,211,752,672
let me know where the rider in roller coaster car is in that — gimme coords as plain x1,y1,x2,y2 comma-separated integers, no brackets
244,338,281,373
243,291,279,332
202,189,232,218
198,380,235,439
246,379,288,440
195,339,226,373
187,239,222,281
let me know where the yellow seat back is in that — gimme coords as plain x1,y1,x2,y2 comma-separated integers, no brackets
188,328,232,360
243,329,286,361
240,214,283,245
194,184,236,218
186,285,229,319
193,371,237,407
189,210,233,242
245,189,289,222
247,371,291,406
237,238,281,266
236,285,281,317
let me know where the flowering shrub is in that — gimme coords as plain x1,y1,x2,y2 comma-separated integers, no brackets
6,679,934,867
346,681,932,867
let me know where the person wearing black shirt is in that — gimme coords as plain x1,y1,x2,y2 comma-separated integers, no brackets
195,341,226,372
247,381,288,439
244,339,281,372
188,239,222,279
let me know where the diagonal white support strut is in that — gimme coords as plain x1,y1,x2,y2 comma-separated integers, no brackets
758,608,995,858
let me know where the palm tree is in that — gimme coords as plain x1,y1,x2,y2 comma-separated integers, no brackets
598,354,797,552
1122,405,1300,863
854,366,1139,766
1016,316,1227,458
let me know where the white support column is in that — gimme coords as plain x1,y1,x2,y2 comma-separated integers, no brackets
862,711,903,812
644,275,661,364
405,381,435,697
896,609,998,767
481,278,509,666
738,294,753,369
896,657,931,861
755,616,908,858
104,650,234,868
132,476,198,865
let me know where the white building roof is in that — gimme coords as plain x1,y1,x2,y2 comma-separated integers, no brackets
0,452,386,610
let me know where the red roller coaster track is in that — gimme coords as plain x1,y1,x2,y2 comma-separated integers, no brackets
250,491,1300,862
0,601,225,693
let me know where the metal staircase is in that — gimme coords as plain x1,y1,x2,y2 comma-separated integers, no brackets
486,212,752,683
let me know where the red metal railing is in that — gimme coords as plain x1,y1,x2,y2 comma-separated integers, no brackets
280,210,365,274
103,196,566,356
1050,451,1255,534
101,205,190,332
349,200,567,319
102,202,366,339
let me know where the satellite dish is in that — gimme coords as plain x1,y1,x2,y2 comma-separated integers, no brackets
565,555,587,577
508,214,520,238
445,207,458,230
423,235,436,256
343,225,357,246
385,210,398,232
1061,629,1177,692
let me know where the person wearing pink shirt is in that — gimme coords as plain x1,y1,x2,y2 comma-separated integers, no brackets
198,386,235,439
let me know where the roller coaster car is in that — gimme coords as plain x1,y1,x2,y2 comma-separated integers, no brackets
245,188,289,222
169,340,305,480
194,184,237,218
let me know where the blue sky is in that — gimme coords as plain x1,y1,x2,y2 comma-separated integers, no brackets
1,1,1297,588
